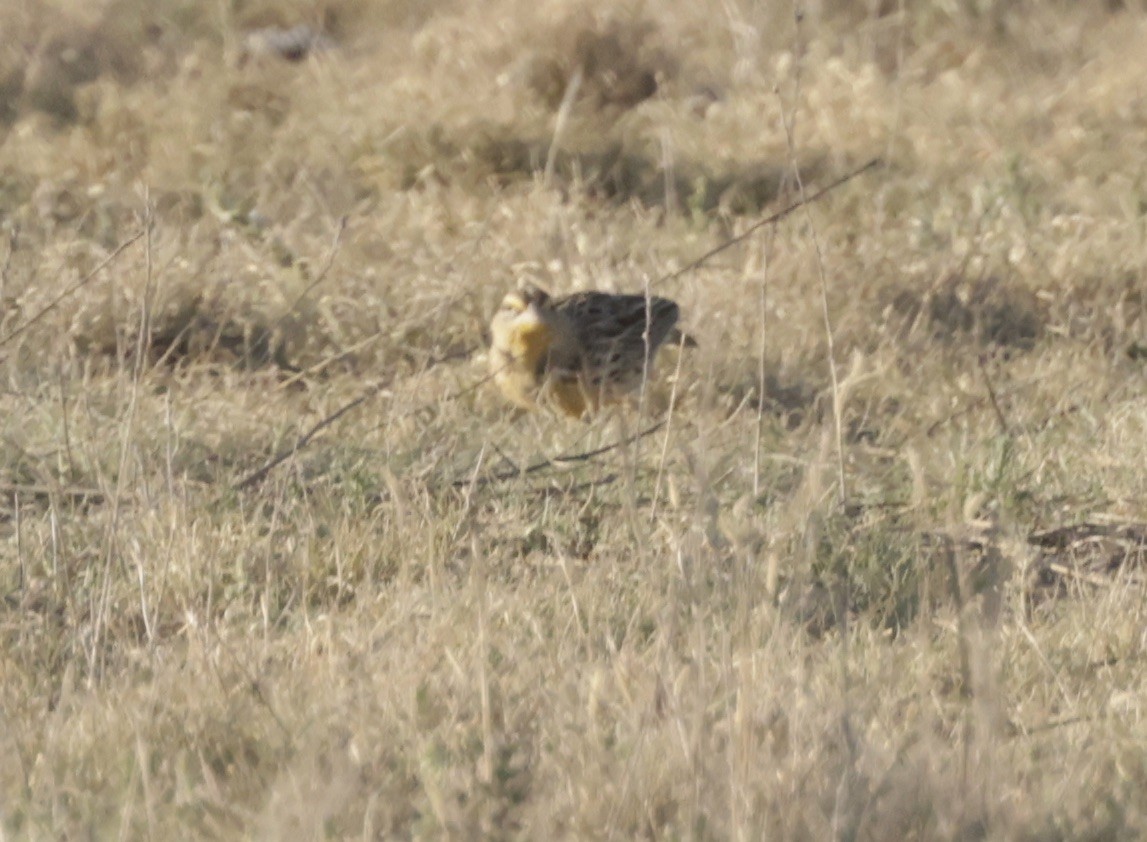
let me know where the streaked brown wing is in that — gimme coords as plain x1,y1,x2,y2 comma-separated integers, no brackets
553,292,680,387
556,292,679,349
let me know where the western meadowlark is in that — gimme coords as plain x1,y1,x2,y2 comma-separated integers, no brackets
488,284,691,419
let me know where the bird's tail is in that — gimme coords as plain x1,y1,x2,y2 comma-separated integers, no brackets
667,327,698,349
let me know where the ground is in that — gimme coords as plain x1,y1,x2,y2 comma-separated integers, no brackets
2,0,1147,838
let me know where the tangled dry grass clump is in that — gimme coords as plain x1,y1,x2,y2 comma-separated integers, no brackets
3,0,1147,838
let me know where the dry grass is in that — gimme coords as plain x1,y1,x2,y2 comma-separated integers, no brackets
3,0,1147,838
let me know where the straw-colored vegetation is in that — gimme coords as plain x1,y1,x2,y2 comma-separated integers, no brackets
3,0,1147,837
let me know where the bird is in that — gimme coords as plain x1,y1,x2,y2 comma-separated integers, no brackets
488,284,693,419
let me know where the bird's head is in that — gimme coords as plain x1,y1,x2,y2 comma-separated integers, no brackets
491,285,555,369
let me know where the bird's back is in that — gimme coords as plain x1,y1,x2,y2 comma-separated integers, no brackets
552,292,681,393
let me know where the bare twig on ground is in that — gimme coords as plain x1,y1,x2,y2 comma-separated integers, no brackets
451,421,666,489
653,157,880,290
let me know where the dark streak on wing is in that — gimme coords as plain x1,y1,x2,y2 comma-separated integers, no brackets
555,293,681,358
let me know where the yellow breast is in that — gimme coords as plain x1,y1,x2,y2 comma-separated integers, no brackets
545,378,591,419
489,297,613,419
